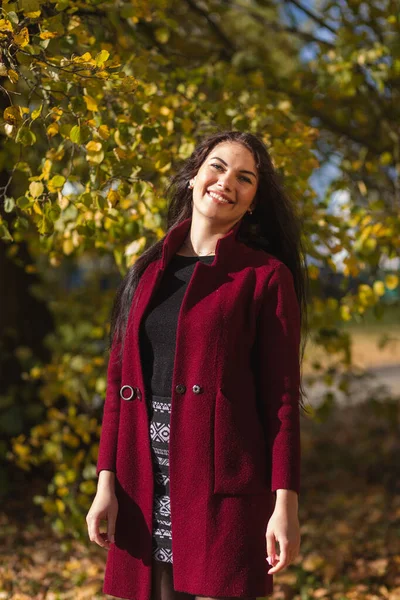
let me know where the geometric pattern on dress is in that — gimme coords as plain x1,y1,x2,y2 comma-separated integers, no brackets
153,522,172,540
154,494,171,516
152,400,171,413
154,470,169,489
149,394,174,563
150,421,170,443
152,545,173,562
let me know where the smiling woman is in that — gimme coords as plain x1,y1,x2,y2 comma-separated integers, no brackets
187,142,258,233
87,130,309,600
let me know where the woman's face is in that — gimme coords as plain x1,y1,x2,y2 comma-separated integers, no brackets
190,141,258,226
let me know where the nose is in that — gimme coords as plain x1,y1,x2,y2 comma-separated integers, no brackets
217,170,234,190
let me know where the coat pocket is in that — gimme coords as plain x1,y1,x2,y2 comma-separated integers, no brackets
213,387,270,495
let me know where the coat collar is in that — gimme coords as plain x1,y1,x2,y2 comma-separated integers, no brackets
159,216,243,271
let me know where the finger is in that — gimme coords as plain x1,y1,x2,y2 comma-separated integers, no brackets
266,531,276,563
107,512,117,544
88,514,107,548
267,545,289,574
100,531,112,550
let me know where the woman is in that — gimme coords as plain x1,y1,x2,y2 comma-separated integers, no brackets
87,130,309,600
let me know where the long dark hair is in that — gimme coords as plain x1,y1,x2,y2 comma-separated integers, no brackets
109,129,309,410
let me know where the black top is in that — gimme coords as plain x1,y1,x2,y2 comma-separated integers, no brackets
139,253,215,398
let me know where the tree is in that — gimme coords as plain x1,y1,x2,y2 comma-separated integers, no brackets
0,0,398,535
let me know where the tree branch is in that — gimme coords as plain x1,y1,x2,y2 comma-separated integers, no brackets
184,0,236,61
284,0,337,36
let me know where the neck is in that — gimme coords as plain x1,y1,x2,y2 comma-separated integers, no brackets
180,217,236,257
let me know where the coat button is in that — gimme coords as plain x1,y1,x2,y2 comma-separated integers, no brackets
135,387,142,400
120,385,136,401
192,384,202,394
175,384,186,394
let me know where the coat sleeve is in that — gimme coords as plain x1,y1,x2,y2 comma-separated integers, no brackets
255,262,301,495
96,337,122,476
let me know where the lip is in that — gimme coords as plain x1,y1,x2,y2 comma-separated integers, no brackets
207,189,234,204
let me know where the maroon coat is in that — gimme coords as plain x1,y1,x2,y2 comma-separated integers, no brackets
96,216,301,600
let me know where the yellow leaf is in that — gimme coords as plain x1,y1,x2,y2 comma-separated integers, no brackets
0,19,13,32
54,474,66,487
87,150,104,165
7,69,19,83
47,122,59,137
357,180,367,195
83,95,98,111
31,104,42,121
13,27,29,47
51,106,63,120
39,30,59,39
358,283,375,306
385,274,399,290
72,52,93,64
113,147,127,161
55,498,65,514
95,49,110,67
86,140,102,152
63,238,74,255
308,264,320,280
98,124,110,139
42,159,52,180
373,281,385,296
4,106,22,126
14,443,30,458
379,152,392,166
107,190,120,206
32,201,43,215
29,181,44,198
340,304,352,321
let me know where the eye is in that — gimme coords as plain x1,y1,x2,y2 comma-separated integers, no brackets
210,163,252,184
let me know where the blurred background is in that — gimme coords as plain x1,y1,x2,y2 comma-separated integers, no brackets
0,0,399,598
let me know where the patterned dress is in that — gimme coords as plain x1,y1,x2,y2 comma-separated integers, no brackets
139,252,215,563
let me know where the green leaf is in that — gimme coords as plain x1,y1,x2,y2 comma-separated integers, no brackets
21,0,40,14
0,222,13,241
14,217,30,230
141,126,158,144
37,215,53,235
4,197,15,213
7,12,19,25
16,196,33,209
55,0,69,10
69,125,81,144
49,175,66,188
15,127,36,146
154,27,170,44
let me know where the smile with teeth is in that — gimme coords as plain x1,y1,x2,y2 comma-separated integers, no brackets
207,190,233,204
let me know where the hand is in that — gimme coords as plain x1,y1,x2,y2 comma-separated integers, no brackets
266,506,301,574
86,484,118,550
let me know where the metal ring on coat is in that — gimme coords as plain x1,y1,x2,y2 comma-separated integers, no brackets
120,385,135,401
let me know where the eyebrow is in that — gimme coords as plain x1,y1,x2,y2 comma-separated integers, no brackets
209,156,257,179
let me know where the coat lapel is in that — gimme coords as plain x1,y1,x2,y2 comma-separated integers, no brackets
122,215,244,404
